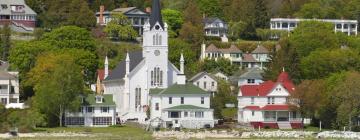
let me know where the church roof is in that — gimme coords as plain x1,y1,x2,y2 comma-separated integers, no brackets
149,83,209,95
150,0,164,29
105,51,143,81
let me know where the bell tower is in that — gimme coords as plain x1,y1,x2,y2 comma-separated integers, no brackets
143,0,169,88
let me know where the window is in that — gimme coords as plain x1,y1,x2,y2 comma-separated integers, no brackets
96,96,103,103
195,112,204,118
251,97,254,105
87,107,94,113
9,98,17,103
290,23,296,27
159,35,162,45
78,107,83,113
101,107,109,113
169,97,172,104
181,97,184,104
252,111,255,116
93,117,112,125
1,5,7,9
201,97,204,104
267,97,271,104
151,67,163,86
65,117,84,125
153,35,155,45
1,98,7,105
247,79,255,84
336,24,342,29
203,82,207,89
292,111,297,118
344,24,349,29
184,112,188,117
135,88,141,108
155,103,159,110
282,23,288,28
168,111,180,118
196,82,200,87
211,82,215,87
272,97,275,104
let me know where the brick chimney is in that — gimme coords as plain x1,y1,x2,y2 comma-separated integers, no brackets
145,7,151,13
99,5,105,25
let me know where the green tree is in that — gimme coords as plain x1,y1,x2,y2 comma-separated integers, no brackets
40,0,96,29
42,26,96,51
197,0,223,18
162,9,183,37
179,0,204,45
289,21,340,58
104,13,138,40
32,53,84,127
168,39,197,75
1,24,11,61
211,80,236,119
294,2,327,19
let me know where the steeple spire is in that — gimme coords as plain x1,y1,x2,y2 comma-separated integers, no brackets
150,0,164,29
104,56,109,78
180,53,184,74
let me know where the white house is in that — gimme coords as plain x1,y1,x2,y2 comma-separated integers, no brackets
103,0,184,123
65,94,116,127
200,43,270,69
0,61,20,108
237,71,302,129
238,68,264,86
188,72,218,95
149,65,214,129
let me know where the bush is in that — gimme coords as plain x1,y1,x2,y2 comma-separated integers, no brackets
352,126,360,132
205,36,221,41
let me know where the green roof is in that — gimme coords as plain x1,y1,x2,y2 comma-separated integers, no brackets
149,83,209,95
164,105,209,110
83,94,115,106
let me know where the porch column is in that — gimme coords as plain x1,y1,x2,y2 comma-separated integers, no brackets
275,111,278,121
289,111,291,121
348,24,351,36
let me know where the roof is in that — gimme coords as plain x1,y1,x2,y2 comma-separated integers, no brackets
0,71,16,80
150,83,209,95
239,71,295,97
243,106,261,110
164,105,209,110
105,51,143,81
261,105,289,111
204,17,225,24
83,94,115,106
0,0,37,15
97,69,111,81
242,105,289,111
252,45,269,54
239,68,264,79
112,7,137,13
149,0,164,29
242,54,257,62
188,72,217,82
205,44,242,53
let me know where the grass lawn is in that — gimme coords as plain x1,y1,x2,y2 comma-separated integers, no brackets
20,125,152,140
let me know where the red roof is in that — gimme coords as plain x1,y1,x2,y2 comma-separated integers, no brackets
239,71,295,96
97,69,111,81
242,54,257,62
261,105,289,110
244,106,261,110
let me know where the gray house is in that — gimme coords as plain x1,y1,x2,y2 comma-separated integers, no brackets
204,17,228,37
96,6,150,35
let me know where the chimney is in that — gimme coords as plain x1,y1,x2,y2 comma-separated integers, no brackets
145,7,151,13
99,5,105,25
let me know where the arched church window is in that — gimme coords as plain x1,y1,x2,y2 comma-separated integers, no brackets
135,87,141,110
159,35,162,45
160,71,163,85
151,71,154,86
153,35,155,45
150,67,163,87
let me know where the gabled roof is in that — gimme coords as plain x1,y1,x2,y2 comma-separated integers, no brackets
205,44,242,53
0,71,16,80
0,0,37,15
239,68,263,79
149,83,209,95
105,51,143,81
97,69,111,81
239,71,295,97
252,45,269,54
204,17,225,24
164,105,209,110
188,72,217,82
242,54,257,62
112,7,137,13
83,94,115,106
205,44,220,52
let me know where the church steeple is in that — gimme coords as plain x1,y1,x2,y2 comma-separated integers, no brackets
150,0,164,29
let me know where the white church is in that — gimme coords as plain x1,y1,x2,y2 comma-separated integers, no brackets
103,0,214,128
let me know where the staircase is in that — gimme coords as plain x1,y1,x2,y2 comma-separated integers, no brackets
277,122,292,129
120,111,148,124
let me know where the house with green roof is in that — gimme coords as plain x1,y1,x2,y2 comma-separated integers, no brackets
64,94,116,127
149,81,214,129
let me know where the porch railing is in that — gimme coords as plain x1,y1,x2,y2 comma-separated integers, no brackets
264,118,302,122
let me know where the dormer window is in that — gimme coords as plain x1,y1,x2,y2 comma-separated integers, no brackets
96,95,103,103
